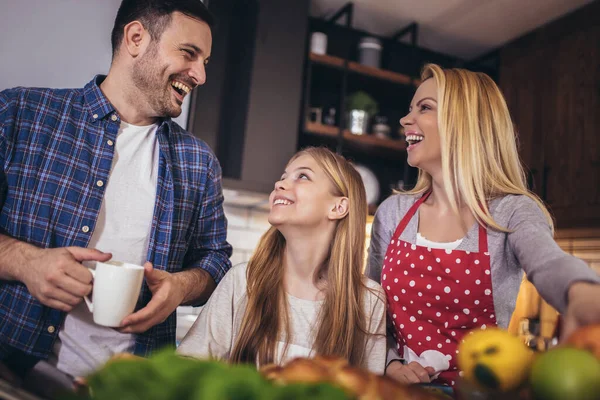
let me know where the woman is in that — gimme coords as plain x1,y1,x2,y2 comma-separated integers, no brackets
178,147,387,373
366,64,600,386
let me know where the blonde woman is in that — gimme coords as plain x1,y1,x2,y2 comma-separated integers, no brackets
178,147,387,373
366,64,600,387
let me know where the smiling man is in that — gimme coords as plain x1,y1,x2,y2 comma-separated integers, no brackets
0,0,231,379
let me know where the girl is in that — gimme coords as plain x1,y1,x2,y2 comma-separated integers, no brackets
179,147,387,373
366,64,600,386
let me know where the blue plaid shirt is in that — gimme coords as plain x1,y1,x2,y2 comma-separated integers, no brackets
0,76,232,359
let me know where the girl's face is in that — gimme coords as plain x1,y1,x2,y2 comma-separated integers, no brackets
268,154,342,229
400,78,442,173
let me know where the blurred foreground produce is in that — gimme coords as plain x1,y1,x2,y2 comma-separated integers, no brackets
67,352,445,400
456,325,600,400
457,328,534,392
67,324,600,400
564,323,600,360
261,356,445,400
529,347,600,400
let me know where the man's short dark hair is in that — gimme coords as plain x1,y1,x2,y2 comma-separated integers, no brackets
111,0,214,57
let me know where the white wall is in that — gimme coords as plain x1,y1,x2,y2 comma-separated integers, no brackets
0,0,190,128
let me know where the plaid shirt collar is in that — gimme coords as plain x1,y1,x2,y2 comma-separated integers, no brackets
83,75,174,133
83,75,116,122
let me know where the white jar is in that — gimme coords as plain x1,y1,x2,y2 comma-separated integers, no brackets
311,32,327,55
358,37,382,68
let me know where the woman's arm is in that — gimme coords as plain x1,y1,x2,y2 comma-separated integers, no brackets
177,264,244,360
506,196,600,314
385,321,403,368
363,284,387,375
365,198,398,283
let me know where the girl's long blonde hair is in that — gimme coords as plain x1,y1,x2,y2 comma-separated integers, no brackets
230,147,372,366
407,64,553,232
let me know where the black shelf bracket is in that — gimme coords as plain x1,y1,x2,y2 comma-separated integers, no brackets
391,22,418,47
323,3,354,153
390,22,419,82
327,2,354,28
391,23,419,188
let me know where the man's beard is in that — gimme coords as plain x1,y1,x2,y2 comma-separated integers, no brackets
132,44,182,119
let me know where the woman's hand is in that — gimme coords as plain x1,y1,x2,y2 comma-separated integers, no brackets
385,360,436,384
562,282,600,340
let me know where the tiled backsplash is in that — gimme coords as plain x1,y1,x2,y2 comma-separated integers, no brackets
225,204,271,265
224,204,374,266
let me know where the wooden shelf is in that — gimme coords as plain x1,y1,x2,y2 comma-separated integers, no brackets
342,130,406,152
304,122,406,153
305,121,339,137
309,52,418,86
347,61,413,85
309,52,346,68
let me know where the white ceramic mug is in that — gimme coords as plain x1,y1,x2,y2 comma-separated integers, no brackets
84,260,145,327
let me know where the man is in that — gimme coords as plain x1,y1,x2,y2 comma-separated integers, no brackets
0,0,232,379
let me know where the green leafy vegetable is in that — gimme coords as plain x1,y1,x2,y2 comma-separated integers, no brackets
68,350,352,400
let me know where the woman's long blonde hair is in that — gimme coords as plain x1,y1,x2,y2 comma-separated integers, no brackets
230,147,372,366
406,64,553,232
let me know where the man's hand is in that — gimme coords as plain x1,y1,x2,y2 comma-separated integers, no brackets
386,360,436,384
19,246,112,312
118,262,185,334
562,282,600,340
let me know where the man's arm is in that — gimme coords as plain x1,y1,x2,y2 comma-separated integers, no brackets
0,90,112,312
180,153,232,301
119,263,217,333
0,234,37,281
173,267,216,306
0,233,111,311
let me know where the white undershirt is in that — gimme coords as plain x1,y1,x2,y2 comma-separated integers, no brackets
51,121,159,377
416,232,463,250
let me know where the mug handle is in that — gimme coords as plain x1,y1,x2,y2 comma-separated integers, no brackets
84,268,96,313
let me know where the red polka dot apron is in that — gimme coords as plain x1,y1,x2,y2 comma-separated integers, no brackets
382,192,497,386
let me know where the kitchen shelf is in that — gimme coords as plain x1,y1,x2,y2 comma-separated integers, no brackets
305,121,339,137
309,52,418,87
309,52,346,69
304,122,406,153
342,129,406,152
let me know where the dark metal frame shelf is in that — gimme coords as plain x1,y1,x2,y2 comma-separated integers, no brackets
300,2,419,188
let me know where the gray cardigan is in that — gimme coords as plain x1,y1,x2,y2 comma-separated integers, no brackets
366,193,600,330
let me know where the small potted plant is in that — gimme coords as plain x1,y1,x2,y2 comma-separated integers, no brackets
345,91,379,135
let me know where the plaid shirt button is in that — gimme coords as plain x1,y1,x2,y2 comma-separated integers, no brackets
107,140,114,146
82,226,90,233
47,326,55,333
96,180,104,187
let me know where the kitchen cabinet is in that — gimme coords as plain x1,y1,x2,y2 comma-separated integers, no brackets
499,1,600,229
188,0,309,193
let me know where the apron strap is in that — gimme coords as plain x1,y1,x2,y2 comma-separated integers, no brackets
391,191,431,240
478,223,488,253
392,191,489,254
